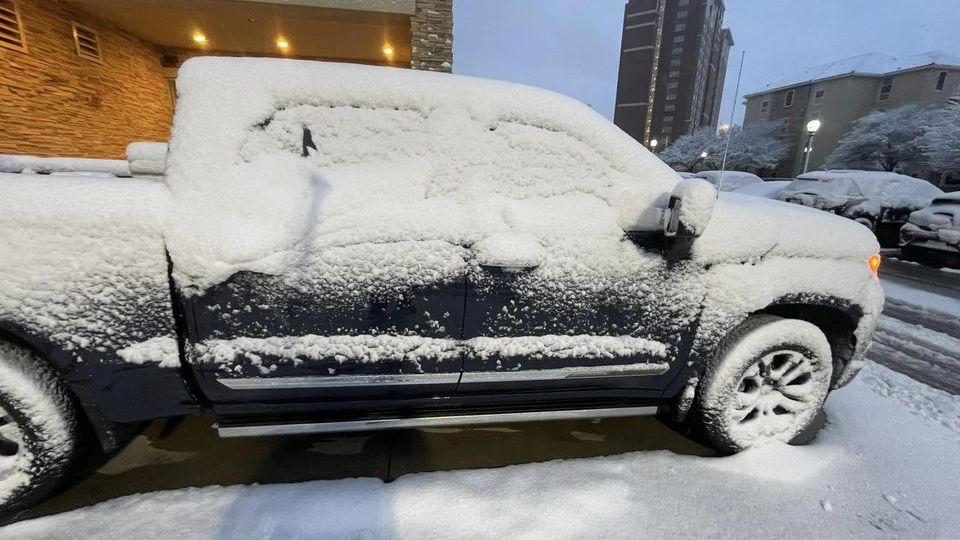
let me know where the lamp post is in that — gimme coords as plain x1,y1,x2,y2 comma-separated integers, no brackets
802,119,822,174
649,138,658,153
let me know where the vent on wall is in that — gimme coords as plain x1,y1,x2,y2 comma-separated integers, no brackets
71,22,101,62
0,0,27,52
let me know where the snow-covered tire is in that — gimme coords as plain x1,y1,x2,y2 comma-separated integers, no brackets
0,340,78,516
693,315,833,453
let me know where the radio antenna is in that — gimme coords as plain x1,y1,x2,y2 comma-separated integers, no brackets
717,50,746,195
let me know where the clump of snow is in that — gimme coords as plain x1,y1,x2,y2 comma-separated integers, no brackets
117,337,180,369
670,178,717,236
164,57,679,290
474,232,545,269
126,142,167,162
0,154,130,177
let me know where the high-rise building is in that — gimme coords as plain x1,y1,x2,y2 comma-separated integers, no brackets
613,0,733,147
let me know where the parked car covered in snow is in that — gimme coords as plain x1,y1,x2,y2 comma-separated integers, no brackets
900,192,960,266
778,170,943,247
0,58,883,514
695,170,763,192
732,180,791,199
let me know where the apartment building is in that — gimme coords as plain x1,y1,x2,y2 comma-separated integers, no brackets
0,0,453,158
743,51,960,177
613,0,733,147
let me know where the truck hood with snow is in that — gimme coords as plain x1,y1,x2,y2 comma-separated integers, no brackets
693,193,880,265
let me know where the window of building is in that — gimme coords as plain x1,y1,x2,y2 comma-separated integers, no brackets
667,82,678,90
0,0,27,52
662,126,673,134
670,58,681,67
879,78,893,100
671,46,683,55
71,22,102,62
783,90,795,108
669,70,680,78
760,100,770,113
678,0,689,5
936,71,947,91
674,23,687,32
814,88,825,104
664,104,676,112
677,10,688,18
666,93,677,101
663,115,674,124
673,35,685,44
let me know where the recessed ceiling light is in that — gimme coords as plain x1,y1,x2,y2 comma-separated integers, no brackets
276,37,290,50
192,32,207,44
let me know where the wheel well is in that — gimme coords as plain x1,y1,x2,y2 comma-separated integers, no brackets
0,329,124,453
756,303,858,385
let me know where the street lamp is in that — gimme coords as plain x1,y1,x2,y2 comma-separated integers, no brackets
650,139,658,152
802,119,822,174
700,151,709,159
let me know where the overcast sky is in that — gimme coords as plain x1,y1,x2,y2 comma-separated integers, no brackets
453,0,960,125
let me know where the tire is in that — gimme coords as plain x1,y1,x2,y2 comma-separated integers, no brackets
692,315,833,453
0,340,79,516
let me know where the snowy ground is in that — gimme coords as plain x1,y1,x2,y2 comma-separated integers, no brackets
2,273,959,539
2,362,959,539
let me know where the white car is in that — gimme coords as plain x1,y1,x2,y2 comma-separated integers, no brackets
732,180,791,199
900,192,960,266
695,170,763,192
778,170,943,247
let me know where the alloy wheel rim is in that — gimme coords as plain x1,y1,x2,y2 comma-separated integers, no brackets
728,349,819,438
0,407,23,478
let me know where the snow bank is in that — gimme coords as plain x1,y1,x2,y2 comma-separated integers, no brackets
165,57,679,290
0,154,130,176
125,142,167,162
5,363,960,539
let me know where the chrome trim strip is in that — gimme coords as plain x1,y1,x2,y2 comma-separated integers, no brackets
460,364,670,383
218,373,460,390
216,406,660,437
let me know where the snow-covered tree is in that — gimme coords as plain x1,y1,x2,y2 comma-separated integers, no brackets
825,104,935,172
922,90,960,175
721,122,789,175
657,128,722,171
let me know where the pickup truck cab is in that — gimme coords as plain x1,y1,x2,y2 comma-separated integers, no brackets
0,57,883,514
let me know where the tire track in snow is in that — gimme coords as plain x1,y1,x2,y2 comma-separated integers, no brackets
868,306,960,395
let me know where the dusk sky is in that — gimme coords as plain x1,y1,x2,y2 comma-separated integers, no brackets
453,0,960,125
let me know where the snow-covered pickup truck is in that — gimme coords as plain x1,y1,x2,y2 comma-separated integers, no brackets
0,58,883,514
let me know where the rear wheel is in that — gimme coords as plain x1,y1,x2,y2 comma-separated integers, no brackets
0,341,79,516
691,315,833,453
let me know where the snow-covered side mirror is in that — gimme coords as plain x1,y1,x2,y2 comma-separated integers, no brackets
663,178,717,239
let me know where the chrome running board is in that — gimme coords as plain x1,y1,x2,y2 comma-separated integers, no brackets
215,405,659,438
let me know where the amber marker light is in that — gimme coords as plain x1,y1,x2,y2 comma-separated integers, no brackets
382,44,395,59
868,254,881,277
192,32,207,44
276,37,290,51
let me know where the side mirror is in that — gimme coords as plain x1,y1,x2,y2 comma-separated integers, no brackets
663,178,717,239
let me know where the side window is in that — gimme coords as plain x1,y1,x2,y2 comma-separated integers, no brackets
760,100,769,113
935,71,947,91
879,78,893,100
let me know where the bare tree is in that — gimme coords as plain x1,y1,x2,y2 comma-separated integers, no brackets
922,90,960,176
657,128,722,171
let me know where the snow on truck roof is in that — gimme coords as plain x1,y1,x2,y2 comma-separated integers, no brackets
165,57,681,288
694,171,762,192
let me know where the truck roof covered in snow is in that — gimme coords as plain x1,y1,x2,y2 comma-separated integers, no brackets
783,170,942,210
165,57,683,288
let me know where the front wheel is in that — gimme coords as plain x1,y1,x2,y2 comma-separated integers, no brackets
0,341,80,516
691,315,834,453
